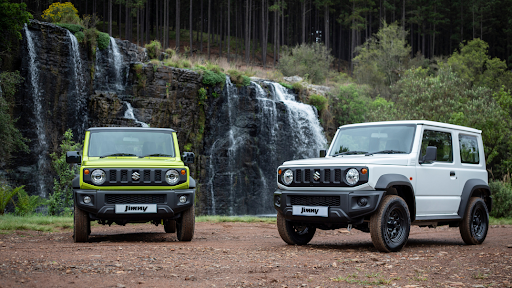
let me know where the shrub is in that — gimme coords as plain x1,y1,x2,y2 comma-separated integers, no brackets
48,130,82,216
329,84,369,126
292,82,305,93
14,188,44,216
164,48,176,58
74,31,85,42
184,143,193,151
489,180,512,218
279,82,293,89
0,184,23,215
203,70,226,86
42,2,80,24
97,31,110,50
308,94,328,113
55,23,83,33
278,42,333,84
228,69,251,87
145,40,162,59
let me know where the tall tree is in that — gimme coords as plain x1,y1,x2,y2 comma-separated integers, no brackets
176,0,180,52
227,0,231,62
108,0,112,36
200,0,203,52
245,0,251,64
190,0,193,56
208,0,211,59
262,0,267,67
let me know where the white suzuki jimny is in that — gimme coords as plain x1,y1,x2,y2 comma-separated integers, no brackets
274,120,491,252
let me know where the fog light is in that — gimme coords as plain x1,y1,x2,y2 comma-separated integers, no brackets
357,197,368,207
83,195,91,204
275,195,281,207
179,195,187,203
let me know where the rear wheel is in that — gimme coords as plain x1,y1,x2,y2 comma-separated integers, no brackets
460,197,489,245
164,219,176,233
276,213,316,245
370,195,410,252
176,206,195,241
74,204,89,243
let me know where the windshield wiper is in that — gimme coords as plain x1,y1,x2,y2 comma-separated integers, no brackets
365,150,406,156
100,153,137,158
139,153,173,158
332,151,368,156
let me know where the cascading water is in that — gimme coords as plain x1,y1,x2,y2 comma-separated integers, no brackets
24,26,49,197
67,30,88,138
124,102,149,127
205,80,327,215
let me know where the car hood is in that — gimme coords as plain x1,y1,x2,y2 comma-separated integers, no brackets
281,155,410,166
83,157,182,168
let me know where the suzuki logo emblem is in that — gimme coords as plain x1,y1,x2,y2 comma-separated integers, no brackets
313,171,321,181
132,172,140,181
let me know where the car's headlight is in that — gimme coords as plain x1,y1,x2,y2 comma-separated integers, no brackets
345,168,359,185
282,169,293,185
165,169,180,185
91,169,106,185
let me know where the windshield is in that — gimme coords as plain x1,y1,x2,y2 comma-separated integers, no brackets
88,131,176,158
329,124,416,156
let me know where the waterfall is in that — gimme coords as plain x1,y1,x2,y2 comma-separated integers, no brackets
124,102,149,127
24,26,49,197
110,37,123,91
205,80,327,215
67,30,88,138
95,37,125,92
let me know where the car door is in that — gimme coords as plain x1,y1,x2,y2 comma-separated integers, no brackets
415,126,461,217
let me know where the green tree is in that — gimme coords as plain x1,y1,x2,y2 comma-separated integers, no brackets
329,84,369,126
48,130,82,216
0,0,32,53
278,43,333,84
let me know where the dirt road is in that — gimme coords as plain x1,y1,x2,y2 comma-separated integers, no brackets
0,222,511,287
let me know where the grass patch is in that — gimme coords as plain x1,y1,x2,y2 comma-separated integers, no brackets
196,215,276,224
0,214,73,233
490,217,512,225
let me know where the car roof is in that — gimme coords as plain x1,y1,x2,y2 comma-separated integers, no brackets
339,120,481,134
87,127,176,132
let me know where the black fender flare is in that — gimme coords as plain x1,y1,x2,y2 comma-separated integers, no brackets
72,175,80,189
375,174,416,221
189,176,196,189
457,179,491,218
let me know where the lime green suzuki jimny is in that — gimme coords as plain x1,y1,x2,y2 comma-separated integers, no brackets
66,127,196,243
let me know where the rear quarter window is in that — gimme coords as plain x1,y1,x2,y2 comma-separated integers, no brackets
459,134,480,164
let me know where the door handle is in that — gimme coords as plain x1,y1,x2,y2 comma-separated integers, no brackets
450,171,456,176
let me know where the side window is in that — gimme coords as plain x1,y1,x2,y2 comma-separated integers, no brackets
459,135,480,164
420,130,453,162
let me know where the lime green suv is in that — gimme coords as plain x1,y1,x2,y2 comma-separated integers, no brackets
66,127,196,243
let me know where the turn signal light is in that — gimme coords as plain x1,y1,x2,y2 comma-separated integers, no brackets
361,168,368,174
84,169,90,175
278,169,282,175
181,170,186,175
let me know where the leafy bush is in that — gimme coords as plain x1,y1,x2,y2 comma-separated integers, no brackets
0,0,32,52
292,82,305,92
164,48,176,58
0,184,23,215
163,58,191,69
74,31,85,42
489,180,512,218
145,40,162,59
278,43,333,84
184,143,193,152
228,69,251,87
279,82,293,89
14,188,44,216
329,84,369,126
42,2,80,24
308,94,328,113
55,23,83,33
202,70,226,86
48,130,82,216
97,31,110,50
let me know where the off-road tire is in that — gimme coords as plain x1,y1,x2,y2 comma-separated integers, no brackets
74,204,89,243
164,219,176,233
176,205,195,241
370,195,411,252
277,213,316,245
460,197,489,245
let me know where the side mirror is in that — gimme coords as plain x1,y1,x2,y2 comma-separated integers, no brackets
319,150,326,158
420,146,437,164
182,152,195,164
66,151,82,164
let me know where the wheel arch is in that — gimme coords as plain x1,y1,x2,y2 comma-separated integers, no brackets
375,174,416,222
458,179,492,218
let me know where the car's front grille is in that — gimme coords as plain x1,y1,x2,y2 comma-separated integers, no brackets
295,168,344,184
290,195,340,206
281,166,368,187
84,168,185,186
105,194,166,204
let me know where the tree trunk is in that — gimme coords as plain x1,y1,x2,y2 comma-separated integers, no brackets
109,0,112,36
245,0,250,64
324,4,329,49
262,0,266,67
201,0,203,52
176,0,180,52
118,1,121,38
208,0,211,59
190,0,193,56
125,0,129,41
302,0,306,44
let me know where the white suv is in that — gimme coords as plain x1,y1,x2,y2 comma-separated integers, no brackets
274,120,492,252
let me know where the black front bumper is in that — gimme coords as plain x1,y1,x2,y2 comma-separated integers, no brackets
74,189,195,221
274,189,385,223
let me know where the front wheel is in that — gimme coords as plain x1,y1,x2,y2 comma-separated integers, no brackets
370,195,411,252
74,204,90,243
276,213,316,245
459,197,489,245
176,206,195,241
